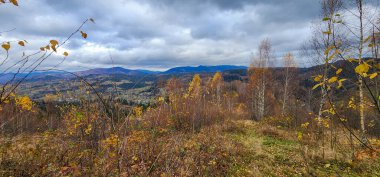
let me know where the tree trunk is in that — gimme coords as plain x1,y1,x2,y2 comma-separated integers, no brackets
357,0,366,136
282,67,289,116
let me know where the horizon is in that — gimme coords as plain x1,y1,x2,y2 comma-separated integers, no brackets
1,61,339,74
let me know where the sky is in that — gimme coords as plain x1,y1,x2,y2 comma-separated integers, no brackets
0,0,352,71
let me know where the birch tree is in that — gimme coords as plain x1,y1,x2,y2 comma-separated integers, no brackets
248,39,273,120
281,53,297,116
334,0,379,138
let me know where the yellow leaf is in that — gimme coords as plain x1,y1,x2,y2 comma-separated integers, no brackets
297,132,303,140
324,46,335,56
301,122,310,129
369,73,378,79
323,30,332,35
314,75,323,82
323,17,331,21
10,0,18,6
18,41,25,46
328,76,338,83
338,78,346,83
80,31,88,39
50,40,58,47
355,63,370,75
51,45,57,52
336,68,342,75
337,79,346,89
63,51,69,57
364,36,372,43
40,47,45,51
312,83,323,90
0,0,5,3
2,42,10,51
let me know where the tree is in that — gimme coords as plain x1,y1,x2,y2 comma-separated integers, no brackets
333,0,380,138
281,53,297,116
248,39,273,120
188,74,202,98
311,0,380,154
165,77,183,117
210,72,224,105
304,0,344,158
372,16,380,109
188,74,202,132
313,0,342,135
355,0,366,137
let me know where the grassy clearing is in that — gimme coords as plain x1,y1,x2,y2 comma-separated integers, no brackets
224,120,380,177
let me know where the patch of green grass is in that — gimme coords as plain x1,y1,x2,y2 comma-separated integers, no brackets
262,137,296,147
226,124,257,143
224,121,380,176
310,159,380,177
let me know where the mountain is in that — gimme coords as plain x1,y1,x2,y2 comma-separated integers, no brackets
0,65,249,83
0,71,64,83
164,65,247,74
9,60,376,101
135,69,161,74
74,67,148,76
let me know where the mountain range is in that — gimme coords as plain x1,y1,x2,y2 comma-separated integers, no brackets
75,65,248,76
7,60,373,102
0,65,248,83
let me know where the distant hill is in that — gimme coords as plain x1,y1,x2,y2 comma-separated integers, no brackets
75,67,149,76
4,59,378,84
8,60,377,101
0,71,64,84
164,65,248,74
0,65,248,83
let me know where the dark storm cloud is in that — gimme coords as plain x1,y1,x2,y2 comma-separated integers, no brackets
0,0,331,70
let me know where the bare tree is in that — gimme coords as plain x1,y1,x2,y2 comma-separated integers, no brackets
281,53,297,116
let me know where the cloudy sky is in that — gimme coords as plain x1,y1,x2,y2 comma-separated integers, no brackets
0,0,340,71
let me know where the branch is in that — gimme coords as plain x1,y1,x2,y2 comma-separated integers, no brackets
0,19,90,105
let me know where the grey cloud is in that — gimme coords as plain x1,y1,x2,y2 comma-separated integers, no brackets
0,0,335,71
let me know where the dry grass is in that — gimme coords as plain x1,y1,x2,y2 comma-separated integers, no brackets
1,119,380,176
